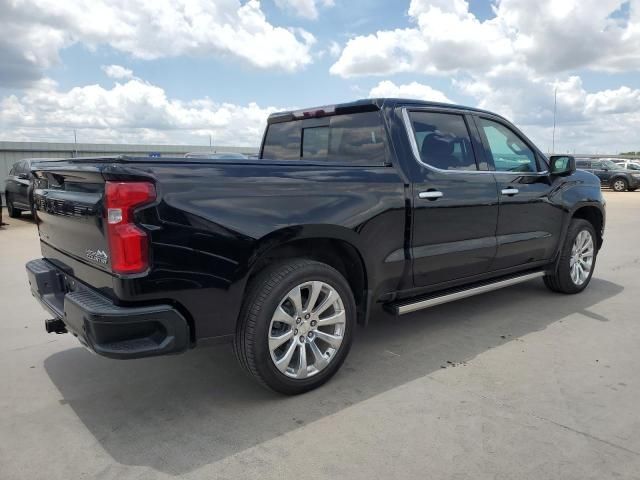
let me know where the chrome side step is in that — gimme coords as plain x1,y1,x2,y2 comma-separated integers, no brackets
394,271,545,315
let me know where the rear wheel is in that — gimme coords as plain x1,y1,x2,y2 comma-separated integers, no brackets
544,218,597,294
234,259,355,395
6,194,22,218
611,178,628,192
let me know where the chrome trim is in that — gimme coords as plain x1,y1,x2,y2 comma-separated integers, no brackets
501,188,519,195
418,190,443,199
413,236,496,259
401,107,549,177
395,271,545,315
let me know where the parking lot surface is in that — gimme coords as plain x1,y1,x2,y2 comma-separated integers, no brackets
1,192,639,480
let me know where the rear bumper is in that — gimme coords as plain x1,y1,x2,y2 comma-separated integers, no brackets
26,258,190,359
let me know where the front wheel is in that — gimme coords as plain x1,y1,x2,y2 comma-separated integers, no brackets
544,218,597,294
611,178,628,192
6,194,22,218
234,259,355,395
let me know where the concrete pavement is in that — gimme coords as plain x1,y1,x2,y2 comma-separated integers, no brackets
0,193,639,479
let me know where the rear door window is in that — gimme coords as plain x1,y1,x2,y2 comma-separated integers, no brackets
407,111,479,171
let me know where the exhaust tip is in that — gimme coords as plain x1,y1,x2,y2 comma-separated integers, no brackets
45,319,67,334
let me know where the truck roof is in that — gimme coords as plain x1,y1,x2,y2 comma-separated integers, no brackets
267,98,505,124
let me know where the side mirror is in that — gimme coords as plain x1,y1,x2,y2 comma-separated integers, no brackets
17,173,29,180
549,155,576,176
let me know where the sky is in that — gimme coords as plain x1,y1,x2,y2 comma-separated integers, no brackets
1,0,639,153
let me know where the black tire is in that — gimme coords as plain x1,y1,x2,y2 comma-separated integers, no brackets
611,178,628,192
6,194,22,218
544,218,597,294
234,259,356,395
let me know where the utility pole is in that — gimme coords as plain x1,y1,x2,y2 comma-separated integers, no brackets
552,87,557,155
209,134,214,152
73,129,78,157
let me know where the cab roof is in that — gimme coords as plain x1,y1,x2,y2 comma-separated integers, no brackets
267,98,503,124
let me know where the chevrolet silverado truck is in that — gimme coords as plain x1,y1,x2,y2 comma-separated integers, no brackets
25,99,605,394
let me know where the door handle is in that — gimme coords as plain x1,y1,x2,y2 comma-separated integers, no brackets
501,188,519,196
419,190,443,200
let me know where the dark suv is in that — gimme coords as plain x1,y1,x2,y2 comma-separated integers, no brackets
576,158,640,192
4,159,35,218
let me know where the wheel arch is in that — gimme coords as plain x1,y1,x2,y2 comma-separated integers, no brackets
571,204,604,250
246,228,370,326
609,175,629,189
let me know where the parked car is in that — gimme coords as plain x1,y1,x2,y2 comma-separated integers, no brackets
4,158,35,218
613,159,640,171
575,158,640,192
25,98,605,394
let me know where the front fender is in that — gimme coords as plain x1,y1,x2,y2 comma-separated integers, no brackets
549,171,605,269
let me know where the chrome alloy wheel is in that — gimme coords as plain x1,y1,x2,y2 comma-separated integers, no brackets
570,230,594,286
268,281,346,379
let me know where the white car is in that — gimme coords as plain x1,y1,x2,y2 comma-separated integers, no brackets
614,159,640,171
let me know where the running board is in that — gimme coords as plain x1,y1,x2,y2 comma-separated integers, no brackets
392,271,545,315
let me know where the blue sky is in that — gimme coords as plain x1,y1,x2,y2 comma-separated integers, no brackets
44,0,498,106
1,0,639,153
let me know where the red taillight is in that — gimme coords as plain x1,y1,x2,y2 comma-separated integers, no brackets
105,181,156,274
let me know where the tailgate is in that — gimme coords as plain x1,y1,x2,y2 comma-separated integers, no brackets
33,163,111,272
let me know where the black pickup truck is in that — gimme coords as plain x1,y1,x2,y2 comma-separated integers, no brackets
26,99,605,394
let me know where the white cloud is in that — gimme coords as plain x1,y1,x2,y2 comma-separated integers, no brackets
101,65,134,80
329,0,640,154
0,77,283,146
330,0,640,78
0,0,315,87
369,80,452,103
455,68,640,153
273,0,335,19
585,86,640,115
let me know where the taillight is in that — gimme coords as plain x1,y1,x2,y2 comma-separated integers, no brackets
105,181,156,274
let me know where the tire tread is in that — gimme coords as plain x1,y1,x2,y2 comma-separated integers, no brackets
544,218,596,294
234,259,351,394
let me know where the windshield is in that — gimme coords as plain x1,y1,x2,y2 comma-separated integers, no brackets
602,159,619,169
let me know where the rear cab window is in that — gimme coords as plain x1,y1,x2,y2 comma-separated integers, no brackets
261,122,301,160
261,111,387,165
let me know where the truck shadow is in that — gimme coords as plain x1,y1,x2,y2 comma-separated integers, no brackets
44,278,622,475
